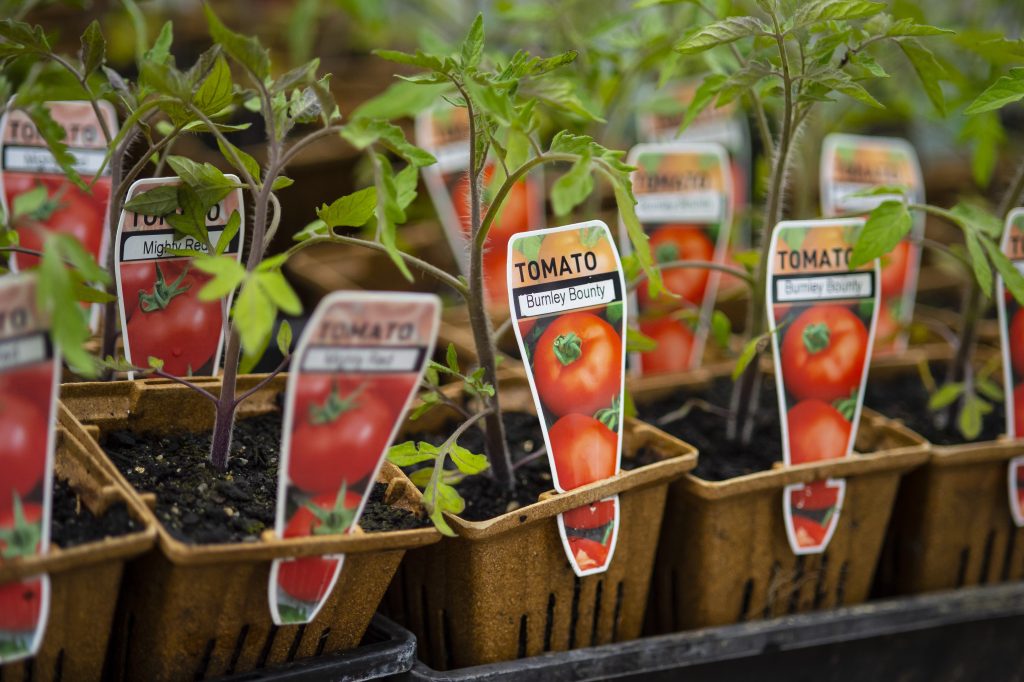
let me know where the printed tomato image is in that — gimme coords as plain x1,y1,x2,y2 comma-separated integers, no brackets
5,177,109,270
789,482,841,549
0,499,42,557
533,312,622,418
880,240,911,298
787,399,851,465
536,227,619,282
0,362,55,421
484,246,510,306
638,225,715,307
562,499,616,529
639,317,695,375
452,166,534,244
548,413,617,490
283,490,362,538
780,305,868,403
0,578,44,632
1011,308,1024,377
124,261,221,376
276,556,340,603
567,536,610,572
288,381,393,493
1014,384,1024,437
0,393,48,510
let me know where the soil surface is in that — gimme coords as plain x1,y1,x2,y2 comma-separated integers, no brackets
638,378,784,481
408,411,657,522
51,478,138,548
864,363,1003,445
102,412,429,545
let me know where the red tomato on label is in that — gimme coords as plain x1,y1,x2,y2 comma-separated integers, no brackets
126,265,222,375
638,225,715,306
1011,309,1024,378
452,166,532,244
289,389,392,493
484,246,510,307
13,180,106,269
549,413,617,490
880,240,911,298
283,491,363,538
781,305,868,403
562,499,615,530
277,556,339,603
0,578,43,631
0,363,55,413
567,536,610,571
534,312,621,418
873,301,900,351
792,515,829,548
536,228,619,284
0,395,48,510
639,317,695,375
786,399,851,465
1013,384,1024,437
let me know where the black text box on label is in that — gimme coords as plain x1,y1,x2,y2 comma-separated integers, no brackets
512,272,623,319
772,272,874,304
300,345,428,374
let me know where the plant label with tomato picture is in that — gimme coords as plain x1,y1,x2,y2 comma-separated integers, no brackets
269,291,440,625
415,104,545,309
995,208,1024,527
766,219,879,555
621,143,733,375
507,221,626,576
820,134,924,352
114,176,244,379
0,274,60,663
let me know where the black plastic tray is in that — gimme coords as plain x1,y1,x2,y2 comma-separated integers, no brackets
217,614,416,682
399,583,1024,681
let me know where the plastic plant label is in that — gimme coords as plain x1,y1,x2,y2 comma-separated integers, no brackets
115,176,244,379
0,274,60,663
621,143,733,374
635,79,752,252
415,104,544,308
0,101,119,329
507,221,626,576
766,219,879,555
996,208,1024,527
820,134,924,352
269,291,440,625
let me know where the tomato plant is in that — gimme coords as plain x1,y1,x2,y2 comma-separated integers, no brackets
781,306,868,403
786,400,851,464
548,413,617,490
0,579,42,631
534,312,621,418
638,317,695,375
277,557,339,603
638,225,715,307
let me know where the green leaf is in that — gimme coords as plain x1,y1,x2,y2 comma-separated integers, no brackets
952,203,1003,239
928,382,964,410
11,185,47,219
675,16,769,55
983,238,1024,306
387,441,437,467
194,54,234,115
215,210,241,256
351,81,448,120
255,270,302,316
204,4,270,79
292,219,328,242
216,137,261,184
375,155,414,282
193,255,246,300
341,119,436,167
850,200,911,268
272,176,294,191
316,186,377,230
732,331,770,380
276,319,293,356
898,38,947,115
615,182,664,298
711,309,731,348
460,13,484,69
123,185,179,216
551,153,594,217
818,74,884,109
53,233,109,284
232,277,276,355
79,20,105,76
20,103,85,190
373,48,450,73
964,231,992,296
977,377,1004,403
450,445,488,475
145,20,173,64
965,68,1024,115
680,74,726,134
36,236,94,376
272,58,320,94
626,326,658,352
958,394,991,441
790,0,885,29
166,156,237,207
165,184,210,244
886,18,955,37
148,356,165,370
445,342,460,373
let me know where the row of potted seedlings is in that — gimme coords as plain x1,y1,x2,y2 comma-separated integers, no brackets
1,2,1023,678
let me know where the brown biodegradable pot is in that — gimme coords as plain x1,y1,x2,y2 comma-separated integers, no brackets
0,424,155,681
57,375,440,681
866,347,1024,594
629,362,929,633
382,376,698,670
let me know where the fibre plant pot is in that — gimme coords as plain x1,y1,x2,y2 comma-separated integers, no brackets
57,375,440,681
0,423,155,681
382,376,698,670
629,364,929,633
864,349,1024,595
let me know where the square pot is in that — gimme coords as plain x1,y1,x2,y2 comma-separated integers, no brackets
382,376,698,669
0,424,155,681
628,363,929,632
58,375,440,681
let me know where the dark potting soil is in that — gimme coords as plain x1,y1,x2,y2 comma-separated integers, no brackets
50,478,138,548
408,411,659,522
637,377,785,482
101,412,429,545
864,364,1004,445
